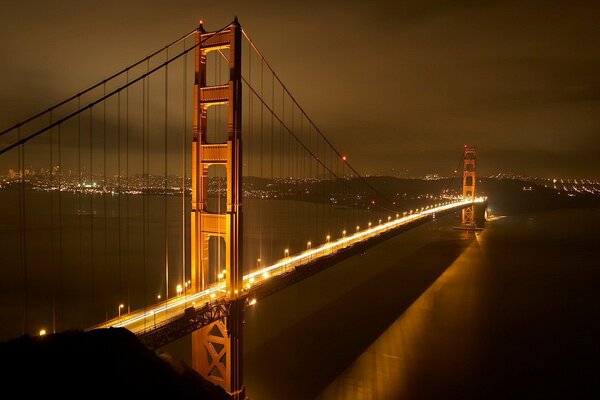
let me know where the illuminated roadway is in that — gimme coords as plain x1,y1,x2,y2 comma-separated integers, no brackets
93,198,484,335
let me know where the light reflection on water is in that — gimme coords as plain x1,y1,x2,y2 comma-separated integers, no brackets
317,231,487,400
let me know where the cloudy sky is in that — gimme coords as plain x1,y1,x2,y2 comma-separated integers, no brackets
1,0,599,177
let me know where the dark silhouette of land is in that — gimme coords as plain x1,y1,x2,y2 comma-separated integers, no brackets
0,328,230,399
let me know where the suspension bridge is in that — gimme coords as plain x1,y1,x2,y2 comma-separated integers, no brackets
0,18,484,398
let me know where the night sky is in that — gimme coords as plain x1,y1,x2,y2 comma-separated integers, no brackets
1,0,599,178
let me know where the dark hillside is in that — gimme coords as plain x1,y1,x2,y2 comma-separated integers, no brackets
0,328,230,399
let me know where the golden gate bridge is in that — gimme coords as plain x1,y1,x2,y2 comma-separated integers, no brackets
0,18,484,398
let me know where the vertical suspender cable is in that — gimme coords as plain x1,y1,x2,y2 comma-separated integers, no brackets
126,70,131,313
182,50,187,302
270,71,274,262
164,50,169,308
142,66,147,326
299,113,303,241
103,83,108,321
17,126,28,334
89,105,95,321
291,103,295,252
58,123,63,329
259,53,263,263
78,96,83,320
217,50,221,277
117,90,122,306
146,60,152,316
50,111,56,333
283,86,289,255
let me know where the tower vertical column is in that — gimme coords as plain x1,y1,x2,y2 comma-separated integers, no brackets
462,145,476,227
190,19,245,398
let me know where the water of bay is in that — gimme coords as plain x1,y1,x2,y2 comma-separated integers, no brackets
243,207,600,399
1,186,598,399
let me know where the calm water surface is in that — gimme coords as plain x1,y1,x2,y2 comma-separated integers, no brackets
1,186,598,399
243,207,600,399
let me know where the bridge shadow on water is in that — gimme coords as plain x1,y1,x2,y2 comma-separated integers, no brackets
243,217,475,399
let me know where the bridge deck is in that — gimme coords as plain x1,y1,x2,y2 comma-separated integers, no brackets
93,199,484,341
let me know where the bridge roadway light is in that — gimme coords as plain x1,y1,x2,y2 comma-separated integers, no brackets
307,241,311,250
39,329,46,336
326,235,330,243
342,230,346,238
356,225,360,232
118,304,124,319
257,258,261,268
176,284,183,296
284,248,289,257
368,222,372,228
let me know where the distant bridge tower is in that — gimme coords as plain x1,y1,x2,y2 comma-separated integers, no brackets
191,19,245,398
462,145,476,226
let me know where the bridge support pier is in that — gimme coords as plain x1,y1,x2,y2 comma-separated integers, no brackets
192,299,244,398
191,19,245,398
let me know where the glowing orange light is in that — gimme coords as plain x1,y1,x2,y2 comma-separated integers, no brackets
342,156,347,161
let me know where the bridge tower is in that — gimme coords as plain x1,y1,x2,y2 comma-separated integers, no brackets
191,19,245,398
462,145,476,227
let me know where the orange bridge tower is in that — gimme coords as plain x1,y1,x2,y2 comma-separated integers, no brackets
190,19,244,398
462,145,476,227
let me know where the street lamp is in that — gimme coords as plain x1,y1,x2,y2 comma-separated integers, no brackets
39,329,46,336
326,235,330,243
368,222,372,228
307,241,311,250
257,258,261,268
118,304,124,319
356,225,360,232
284,248,289,257
342,230,346,238
176,284,183,296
